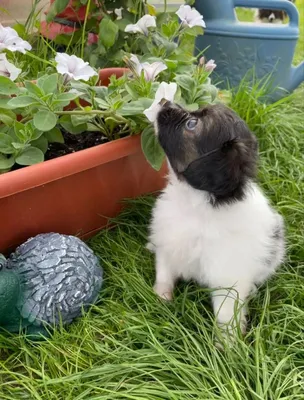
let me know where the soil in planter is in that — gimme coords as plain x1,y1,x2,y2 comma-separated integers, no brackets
10,128,126,172
45,129,109,160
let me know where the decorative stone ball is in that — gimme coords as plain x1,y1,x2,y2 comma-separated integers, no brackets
0,233,103,336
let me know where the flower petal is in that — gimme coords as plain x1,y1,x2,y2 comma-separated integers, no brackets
55,52,97,81
0,54,21,81
0,24,31,53
73,65,98,80
125,15,156,35
176,4,189,20
205,59,217,72
144,82,177,122
6,38,32,53
176,5,205,28
154,82,177,104
143,101,161,122
125,23,143,34
130,54,143,76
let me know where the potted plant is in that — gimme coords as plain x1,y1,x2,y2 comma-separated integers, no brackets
39,0,146,52
0,5,227,253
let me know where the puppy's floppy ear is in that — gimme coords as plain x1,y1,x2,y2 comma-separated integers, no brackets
181,136,257,203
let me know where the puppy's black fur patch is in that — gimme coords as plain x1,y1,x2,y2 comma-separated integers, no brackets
156,103,258,206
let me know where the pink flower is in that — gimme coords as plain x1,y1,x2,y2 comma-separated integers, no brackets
0,24,31,53
144,82,177,122
125,15,156,35
205,59,216,72
176,5,206,29
87,33,98,46
129,54,167,81
55,53,97,81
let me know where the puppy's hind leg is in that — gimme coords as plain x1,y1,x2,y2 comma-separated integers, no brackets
153,251,176,301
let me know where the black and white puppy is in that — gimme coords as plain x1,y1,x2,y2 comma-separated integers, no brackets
147,102,285,340
256,0,295,23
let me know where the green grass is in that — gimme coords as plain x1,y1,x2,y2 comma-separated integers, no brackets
0,1,303,399
0,78,303,400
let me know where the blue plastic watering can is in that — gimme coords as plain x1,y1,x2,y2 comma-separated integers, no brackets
194,0,304,100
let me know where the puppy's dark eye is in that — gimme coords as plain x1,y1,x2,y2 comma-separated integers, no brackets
185,118,198,131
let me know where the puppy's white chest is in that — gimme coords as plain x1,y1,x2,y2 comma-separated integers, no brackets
150,190,221,282
149,178,279,286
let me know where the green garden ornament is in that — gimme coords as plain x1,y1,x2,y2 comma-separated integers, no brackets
0,233,103,337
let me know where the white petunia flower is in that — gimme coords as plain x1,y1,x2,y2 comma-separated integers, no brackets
125,15,156,35
205,59,217,72
55,53,97,81
144,82,177,122
0,53,21,81
0,24,32,53
176,5,206,28
130,54,167,81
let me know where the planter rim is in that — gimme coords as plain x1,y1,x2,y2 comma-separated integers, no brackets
0,134,142,199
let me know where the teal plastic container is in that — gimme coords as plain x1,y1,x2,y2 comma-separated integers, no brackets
194,0,304,100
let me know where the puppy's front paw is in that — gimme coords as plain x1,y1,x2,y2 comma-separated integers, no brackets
153,283,173,301
215,317,247,350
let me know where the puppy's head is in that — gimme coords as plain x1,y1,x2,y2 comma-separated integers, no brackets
258,1,295,23
155,102,258,205
258,9,285,22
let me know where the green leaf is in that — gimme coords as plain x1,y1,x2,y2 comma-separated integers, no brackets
46,0,70,23
8,96,40,108
30,127,44,142
186,103,199,111
141,125,165,171
33,110,58,131
45,127,64,143
0,97,14,109
0,76,19,95
56,92,80,103
161,21,179,38
0,109,16,125
59,115,87,134
175,74,195,94
71,114,93,126
92,86,108,98
120,99,153,116
14,121,27,142
94,98,109,109
184,26,204,37
12,23,26,38
16,147,44,166
12,142,27,150
0,133,14,154
98,17,119,49
31,136,48,154
0,154,15,170
41,73,58,95
24,81,43,97
164,59,178,70
53,92,80,109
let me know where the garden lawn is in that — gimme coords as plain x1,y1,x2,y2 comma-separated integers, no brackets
0,2,303,399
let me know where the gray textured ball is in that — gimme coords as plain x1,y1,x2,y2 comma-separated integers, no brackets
7,233,103,328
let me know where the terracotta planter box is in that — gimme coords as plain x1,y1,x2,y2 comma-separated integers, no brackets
0,68,166,254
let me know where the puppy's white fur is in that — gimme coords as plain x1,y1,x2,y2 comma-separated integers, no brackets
148,165,284,336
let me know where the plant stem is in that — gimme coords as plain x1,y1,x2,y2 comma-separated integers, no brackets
25,51,53,66
81,0,92,59
55,110,111,116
